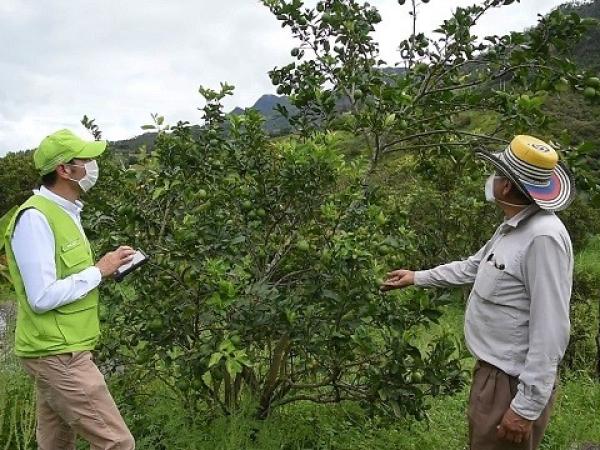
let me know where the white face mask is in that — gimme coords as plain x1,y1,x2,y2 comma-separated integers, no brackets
66,160,99,193
485,173,529,208
485,174,498,203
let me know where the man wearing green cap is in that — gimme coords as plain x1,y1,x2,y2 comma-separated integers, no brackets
4,129,136,449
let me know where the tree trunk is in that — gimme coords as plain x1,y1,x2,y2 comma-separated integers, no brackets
257,334,290,418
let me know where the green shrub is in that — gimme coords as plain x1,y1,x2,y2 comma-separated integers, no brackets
0,366,36,450
564,235,600,375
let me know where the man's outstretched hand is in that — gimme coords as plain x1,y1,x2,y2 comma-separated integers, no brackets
380,269,415,292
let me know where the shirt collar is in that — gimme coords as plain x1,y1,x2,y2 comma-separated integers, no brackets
502,204,540,230
34,186,84,216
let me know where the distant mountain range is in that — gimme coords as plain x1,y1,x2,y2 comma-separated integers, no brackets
229,94,297,135
110,68,411,159
108,93,297,161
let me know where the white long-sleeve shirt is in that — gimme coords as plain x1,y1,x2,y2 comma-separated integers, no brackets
414,205,573,420
11,186,102,314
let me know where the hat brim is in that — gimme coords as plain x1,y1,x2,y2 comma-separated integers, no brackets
75,140,107,159
475,149,576,212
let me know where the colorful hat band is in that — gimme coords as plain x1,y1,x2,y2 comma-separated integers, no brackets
498,145,555,187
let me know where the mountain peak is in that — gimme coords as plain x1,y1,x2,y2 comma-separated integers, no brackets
230,94,292,116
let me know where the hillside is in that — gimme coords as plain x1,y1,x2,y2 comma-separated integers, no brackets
563,0,600,70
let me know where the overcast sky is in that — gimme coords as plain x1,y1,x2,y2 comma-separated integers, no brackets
0,0,566,155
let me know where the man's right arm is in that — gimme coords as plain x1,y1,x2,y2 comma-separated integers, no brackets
414,242,488,288
382,239,491,292
11,209,102,314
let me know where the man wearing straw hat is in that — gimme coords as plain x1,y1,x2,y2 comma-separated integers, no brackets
381,135,575,450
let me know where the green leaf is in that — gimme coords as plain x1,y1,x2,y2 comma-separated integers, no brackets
218,339,235,353
233,350,252,367
384,113,396,127
322,289,340,301
225,358,243,377
577,142,596,155
152,187,165,200
208,352,223,368
202,371,213,387
0,206,17,252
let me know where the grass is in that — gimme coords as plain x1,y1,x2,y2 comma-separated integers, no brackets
109,366,599,450
576,235,600,278
0,282,14,304
0,272,599,449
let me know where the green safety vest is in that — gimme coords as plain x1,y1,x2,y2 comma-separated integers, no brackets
4,194,100,358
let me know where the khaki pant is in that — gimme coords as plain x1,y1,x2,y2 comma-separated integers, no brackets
21,351,135,450
468,360,556,450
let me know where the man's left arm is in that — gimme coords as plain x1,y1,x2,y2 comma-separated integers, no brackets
511,234,572,420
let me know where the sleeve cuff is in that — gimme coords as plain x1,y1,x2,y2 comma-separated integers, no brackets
510,391,546,421
414,270,431,287
83,266,103,288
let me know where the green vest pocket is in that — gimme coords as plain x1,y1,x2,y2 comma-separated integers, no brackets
55,303,100,345
60,244,90,269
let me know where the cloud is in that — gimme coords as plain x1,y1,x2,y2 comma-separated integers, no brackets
0,0,566,154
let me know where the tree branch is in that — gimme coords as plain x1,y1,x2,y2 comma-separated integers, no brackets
382,129,508,154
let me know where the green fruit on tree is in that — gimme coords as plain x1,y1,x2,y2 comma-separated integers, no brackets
257,208,266,218
291,48,300,57
586,77,600,88
242,200,253,210
410,371,424,383
296,240,310,251
197,189,208,199
148,318,163,333
584,87,597,99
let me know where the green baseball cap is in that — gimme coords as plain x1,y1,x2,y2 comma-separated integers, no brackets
34,129,107,175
